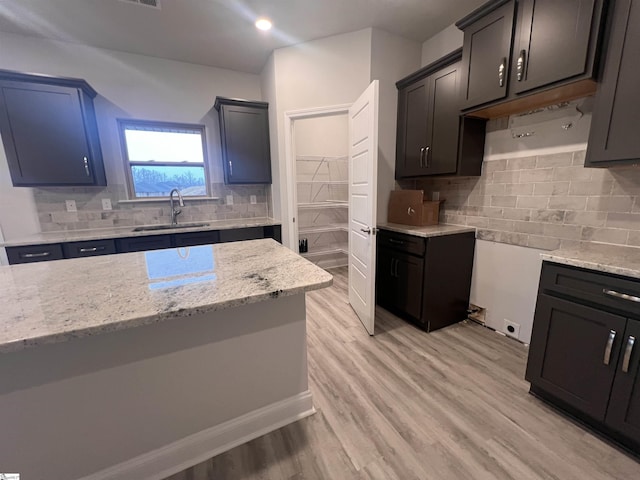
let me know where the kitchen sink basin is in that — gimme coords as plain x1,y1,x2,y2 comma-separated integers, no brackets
132,223,210,232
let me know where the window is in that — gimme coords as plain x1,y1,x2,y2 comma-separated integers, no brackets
119,119,209,198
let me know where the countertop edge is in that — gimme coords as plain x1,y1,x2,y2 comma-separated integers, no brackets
0,274,333,355
540,254,640,280
1,218,281,247
377,223,476,238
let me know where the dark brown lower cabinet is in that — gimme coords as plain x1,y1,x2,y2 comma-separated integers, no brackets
5,225,282,264
527,262,640,453
607,319,640,442
376,229,475,332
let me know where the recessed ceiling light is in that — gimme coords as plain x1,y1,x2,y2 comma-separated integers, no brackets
255,18,272,31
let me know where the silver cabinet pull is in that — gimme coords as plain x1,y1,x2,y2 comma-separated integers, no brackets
516,49,526,81
498,58,506,87
21,252,51,258
83,156,90,176
360,227,371,234
424,146,431,168
390,258,395,277
622,336,636,373
604,329,616,365
80,246,105,253
419,147,425,168
394,258,399,277
228,160,233,177
603,289,640,303
388,238,404,245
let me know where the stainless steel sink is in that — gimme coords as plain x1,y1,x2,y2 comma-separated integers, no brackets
132,223,210,232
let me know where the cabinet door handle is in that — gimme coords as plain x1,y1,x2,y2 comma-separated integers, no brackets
603,288,640,303
420,147,425,168
83,156,90,176
424,146,431,168
498,58,506,87
390,258,396,277
394,258,399,277
228,160,233,177
516,50,526,81
622,336,636,373
21,251,51,258
604,329,616,366
79,246,105,253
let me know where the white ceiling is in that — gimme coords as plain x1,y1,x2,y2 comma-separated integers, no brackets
0,0,486,74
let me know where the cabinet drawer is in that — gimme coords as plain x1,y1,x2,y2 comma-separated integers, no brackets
377,229,425,257
219,227,264,243
540,262,640,317
6,244,64,264
63,239,116,258
174,230,220,247
115,235,172,253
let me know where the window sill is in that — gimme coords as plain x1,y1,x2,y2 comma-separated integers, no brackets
118,196,221,205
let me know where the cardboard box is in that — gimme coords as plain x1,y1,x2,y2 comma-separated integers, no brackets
388,190,442,226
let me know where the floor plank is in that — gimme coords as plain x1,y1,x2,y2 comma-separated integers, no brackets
166,266,639,480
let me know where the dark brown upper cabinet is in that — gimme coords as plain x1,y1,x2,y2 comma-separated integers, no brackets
396,50,486,179
457,0,606,118
214,97,272,184
458,0,516,110
586,0,640,167
0,69,106,187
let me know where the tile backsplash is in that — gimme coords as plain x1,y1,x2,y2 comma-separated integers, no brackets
405,149,640,251
34,183,270,232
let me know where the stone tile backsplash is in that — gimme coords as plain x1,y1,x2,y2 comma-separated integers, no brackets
405,149,640,251
34,183,270,232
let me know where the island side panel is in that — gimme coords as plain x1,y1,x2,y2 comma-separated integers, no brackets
0,293,311,480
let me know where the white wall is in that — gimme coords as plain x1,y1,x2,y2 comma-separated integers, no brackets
0,31,262,240
268,29,373,249
371,29,422,223
294,115,349,157
421,24,463,67
470,240,543,343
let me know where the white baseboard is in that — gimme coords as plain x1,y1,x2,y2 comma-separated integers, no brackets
80,390,315,480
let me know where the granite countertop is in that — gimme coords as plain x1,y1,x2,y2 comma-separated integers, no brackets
541,243,640,280
377,223,476,238
0,217,281,247
0,239,332,354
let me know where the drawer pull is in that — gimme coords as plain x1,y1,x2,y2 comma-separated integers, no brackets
603,289,640,303
21,251,51,258
622,336,636,373
79,246,105,253
498,57,506,87
604,329,616,366
388,238,405,245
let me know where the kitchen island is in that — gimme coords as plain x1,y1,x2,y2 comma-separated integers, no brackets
0,239,332,480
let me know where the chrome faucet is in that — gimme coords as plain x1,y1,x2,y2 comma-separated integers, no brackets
169,188,184,226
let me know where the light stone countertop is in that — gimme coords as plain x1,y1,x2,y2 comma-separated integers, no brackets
0,217,280,247
0,239,332,354
377,223,476,238
541,243,640,280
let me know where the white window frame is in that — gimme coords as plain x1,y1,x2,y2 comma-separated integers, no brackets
118,118,211,199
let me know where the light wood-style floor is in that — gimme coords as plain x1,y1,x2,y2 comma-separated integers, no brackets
167,267,639,480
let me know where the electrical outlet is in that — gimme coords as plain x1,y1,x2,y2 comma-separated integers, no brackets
226,195,234,205
65,200,77,212
101,198,112,211
250,195,257,205
432,191,440,201
503,319,521,339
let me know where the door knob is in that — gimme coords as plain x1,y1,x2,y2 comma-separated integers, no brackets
360,227,371,234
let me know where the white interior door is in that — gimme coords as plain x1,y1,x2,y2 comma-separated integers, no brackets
348,80,379,335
